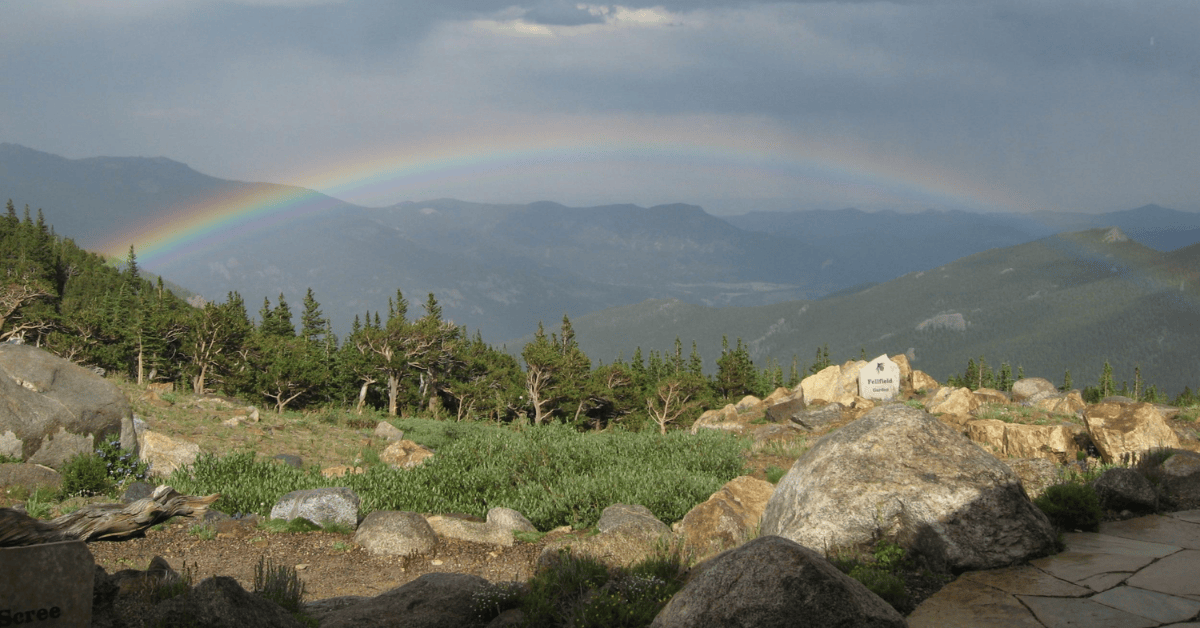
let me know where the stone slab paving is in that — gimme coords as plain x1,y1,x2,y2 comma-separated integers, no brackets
1168,510,1200,525
1091,586,1200,624
1099,516,1200,549
1018,595,1159,628
907,577,1044,628
1030,551,1157,586
909,512,1200,628
1125,550,1200,600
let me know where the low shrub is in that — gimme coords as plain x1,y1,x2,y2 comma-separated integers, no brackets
1034,482,1102,532
59,452,113,498
95,438,151,487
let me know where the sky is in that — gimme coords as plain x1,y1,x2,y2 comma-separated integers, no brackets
1,0,1197,215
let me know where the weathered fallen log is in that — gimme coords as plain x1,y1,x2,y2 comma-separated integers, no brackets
0,485,220,547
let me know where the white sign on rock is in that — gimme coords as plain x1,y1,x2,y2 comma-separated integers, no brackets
858,355,901,401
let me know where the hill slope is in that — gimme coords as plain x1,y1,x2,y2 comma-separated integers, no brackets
559,228,1200,396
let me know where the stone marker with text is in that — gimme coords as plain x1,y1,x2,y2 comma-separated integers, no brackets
0,540,93,627
859,355,901,401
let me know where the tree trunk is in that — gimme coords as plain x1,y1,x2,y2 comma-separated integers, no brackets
388,374,400,416
356,381,371,414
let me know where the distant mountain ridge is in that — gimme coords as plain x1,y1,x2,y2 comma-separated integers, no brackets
3,142,1200,352
552,228,1200,396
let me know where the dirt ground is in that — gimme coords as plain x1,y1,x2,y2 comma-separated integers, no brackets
86,514,563,604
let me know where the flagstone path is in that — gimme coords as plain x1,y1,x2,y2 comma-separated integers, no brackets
909,510,1200,628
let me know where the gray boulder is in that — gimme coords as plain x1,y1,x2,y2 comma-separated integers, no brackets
598,503,670,536
764,397,806,424
649,535,906,628
787,402,844,431
0,344,135,468
0,462,62,494
486,507,537,533
355,511,439,557
761,404,1056,572
1159,450,1200,508
539,503,672,569
320,573,490,628
270,487,360,530
144,576,304,628
1011,377,1058,403
1093,467,1158,513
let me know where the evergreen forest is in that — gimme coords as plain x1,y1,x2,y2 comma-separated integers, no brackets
1,201,809,431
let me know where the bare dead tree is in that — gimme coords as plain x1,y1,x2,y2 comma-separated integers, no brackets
0,486,219,548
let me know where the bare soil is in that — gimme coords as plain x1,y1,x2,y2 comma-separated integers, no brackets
86,515,564,603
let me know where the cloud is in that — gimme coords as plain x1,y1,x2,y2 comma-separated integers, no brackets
2,0,1199,213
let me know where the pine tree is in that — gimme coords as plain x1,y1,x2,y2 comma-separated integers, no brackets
299,288,326,343
1062,369,1073,392
1099,361,1115,398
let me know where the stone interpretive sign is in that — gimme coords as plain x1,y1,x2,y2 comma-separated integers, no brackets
0,541,93,627
858,355,901,401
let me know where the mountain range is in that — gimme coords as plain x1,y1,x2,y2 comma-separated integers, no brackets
2,142,1199,391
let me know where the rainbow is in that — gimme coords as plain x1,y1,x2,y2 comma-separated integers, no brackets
101,124,1034,267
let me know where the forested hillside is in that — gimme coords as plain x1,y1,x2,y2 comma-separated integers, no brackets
1,200,797,430
557,229,1200,398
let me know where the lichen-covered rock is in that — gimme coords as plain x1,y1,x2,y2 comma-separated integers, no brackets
675,476,774,561
0,345,135,468
965,420,1084,463
1083,402,1181,464
380,439,434,469
1005,458,1061,499
927,386,982,416
762,405,1056,572
271,487,360,530
137,431,200,477
910,370,939,392
649,536,906,628
799,360,866,406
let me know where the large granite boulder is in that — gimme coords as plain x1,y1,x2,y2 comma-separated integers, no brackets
964,419,1084,463
800,360,866,406
674,476,775,561
355,511,439,557
1083,402,1181,464
761,405,1056,572
925,386,981,423
320,573,490,628
649,535,906,628
270,487,360,530
0,344,135,468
